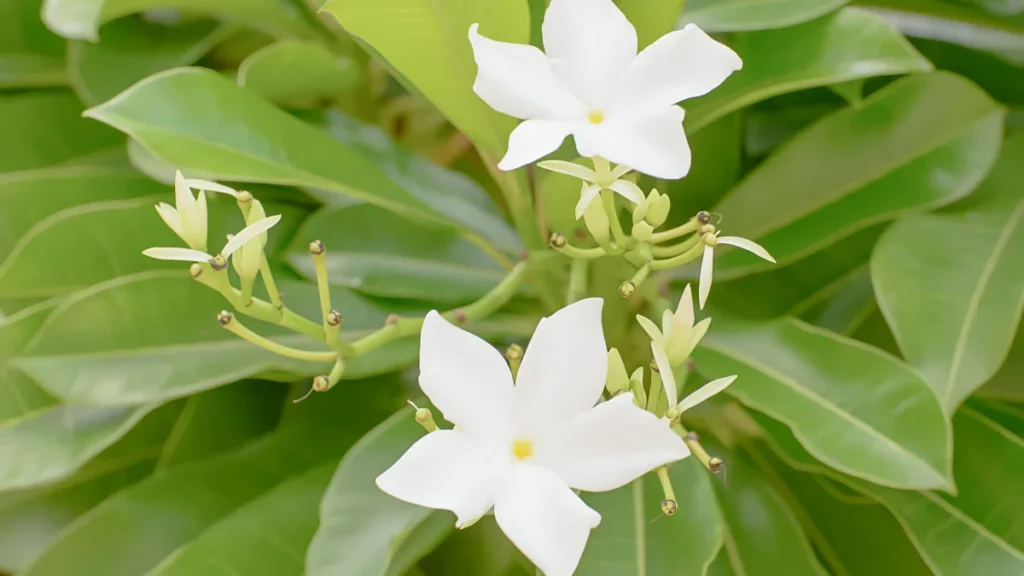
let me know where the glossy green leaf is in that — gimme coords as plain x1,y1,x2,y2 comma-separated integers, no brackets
872,134,1024,412
686,8,932,134
69,17,228,106
692,317,952,490
0,167,165,261
147,464,334,576
859,0,1024,65
238,40,361,108
41,0,312,42
288,204,505,304
12,273,418,407
616,0,687,47
679,0,849,32
0,92,122,172
22,382,400,576
308,407,453,576
666,112,743,223
321,0,528,157
418,516,522,576
979,322,1024,401
0,0,66,88
576,458,724,575
85,68,513,251
709,72,1003,278
1,301,59,422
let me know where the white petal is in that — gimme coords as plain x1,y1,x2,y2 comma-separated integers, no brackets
154,203,183,237
185,178,239,197
535,394,689,492
376,430,508,528
577,107,691,179
691,317,711,347
675,284,695,333
494,464,600,576
515,298,607,436
621,24,742,111
610,164,632,179
661,309,674,338
538,160,597,182
174,170,195,210
469,24,585,120
543,0,637,109
717,236,776,263
698,244,714,310
419,311,516,443
221,215,281,257
635,314,663,342
651,343,678,407
498,120,573,171
676,375,737,414
608,179,644,204
574,183,602,219
142,247,212,262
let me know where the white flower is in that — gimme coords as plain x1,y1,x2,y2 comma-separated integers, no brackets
538,160,643,218
155,171,210,251
376,299,688,576
698,233,775,309
468,0,741,179
142,215,281,264
637,285,710,406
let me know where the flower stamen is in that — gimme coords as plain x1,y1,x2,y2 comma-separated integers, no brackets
511,438,534,460
587,110,605,125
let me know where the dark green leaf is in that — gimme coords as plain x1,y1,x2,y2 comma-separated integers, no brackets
238,40,361,108
0,0,66,88
979,322,1024,401
680,0,849,32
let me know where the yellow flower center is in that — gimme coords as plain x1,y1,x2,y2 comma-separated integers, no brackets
587,110,605,125
511,438,534,461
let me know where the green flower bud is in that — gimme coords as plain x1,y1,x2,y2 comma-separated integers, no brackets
605,348,630,395
582,192,610,245
632,221,654,242
632,196,650,225
646,190,671,228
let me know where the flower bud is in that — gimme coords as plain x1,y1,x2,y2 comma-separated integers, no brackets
632,221,654,242
605,348,630,395
645,190,671,228
582,192,610,246
632,196,650,226
233,200,270,299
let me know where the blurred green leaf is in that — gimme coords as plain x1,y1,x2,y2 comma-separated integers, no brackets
0,92,122,172
41,0,312,41
979,322,1024,401
418,516,522,576
307,407,454,576
693,317,952,489
1,301,59,422
13,273,418,406
680,0,849,32
665,112,743,222
616,0,687,47
709,72,1003,278
872,133,1024,412
0,0,66,88
288,204,506,305
577,458,724,575
321,0,528,157
69,17,228,106
22,379,401,576
686,8,932,134
238,40,361,108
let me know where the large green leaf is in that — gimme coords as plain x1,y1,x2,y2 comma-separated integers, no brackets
686,8,932,134
69,17,228,106
679,0,849,32
0,92,122,172
616,0,687,47
692,317,952,490
709,72,1003,278
41,0,312,42
1,301,59,422
85,68,513,251
0,0,66,88
321,0,528,157
576,458,724,575
22,380,401,576
872,134,1024,412
288,204,506,305
238,40,361,108
12,273,418,407
979,322,1024,401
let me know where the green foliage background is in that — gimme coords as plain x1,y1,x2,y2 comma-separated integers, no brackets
1,0,1022,574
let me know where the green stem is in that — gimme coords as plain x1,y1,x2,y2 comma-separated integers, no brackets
567,259,588,305
259,257,284,309
463,231,514,269
673,424,721,473
601,190,630,248
650,241,705,271
218,311,337,363
651,233,701,258
551,238,605,260
656,466,676,503
351,261,529,355
647,369,664,415
650,217,700,244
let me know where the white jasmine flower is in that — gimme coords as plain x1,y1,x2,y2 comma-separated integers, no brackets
468,0,741,179
538,160,643,218
698,233,775,309
376,299,688,576
142,215,281,264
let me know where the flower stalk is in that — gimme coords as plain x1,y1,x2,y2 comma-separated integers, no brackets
216,310,337,363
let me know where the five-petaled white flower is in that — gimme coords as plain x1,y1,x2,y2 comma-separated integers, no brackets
468,0,742,179
376,299,689,576
142,214,281,265
698,233,775,309
155,172,242,252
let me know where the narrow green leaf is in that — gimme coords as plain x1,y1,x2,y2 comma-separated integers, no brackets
686,8,933,134
0,0,66,88
308,407,454,576
238,40,361,108
321,0,528,157
693,317,953,490
872,134,1024,412
680,0,849,32
710,72,1004,278
69,17,228,106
